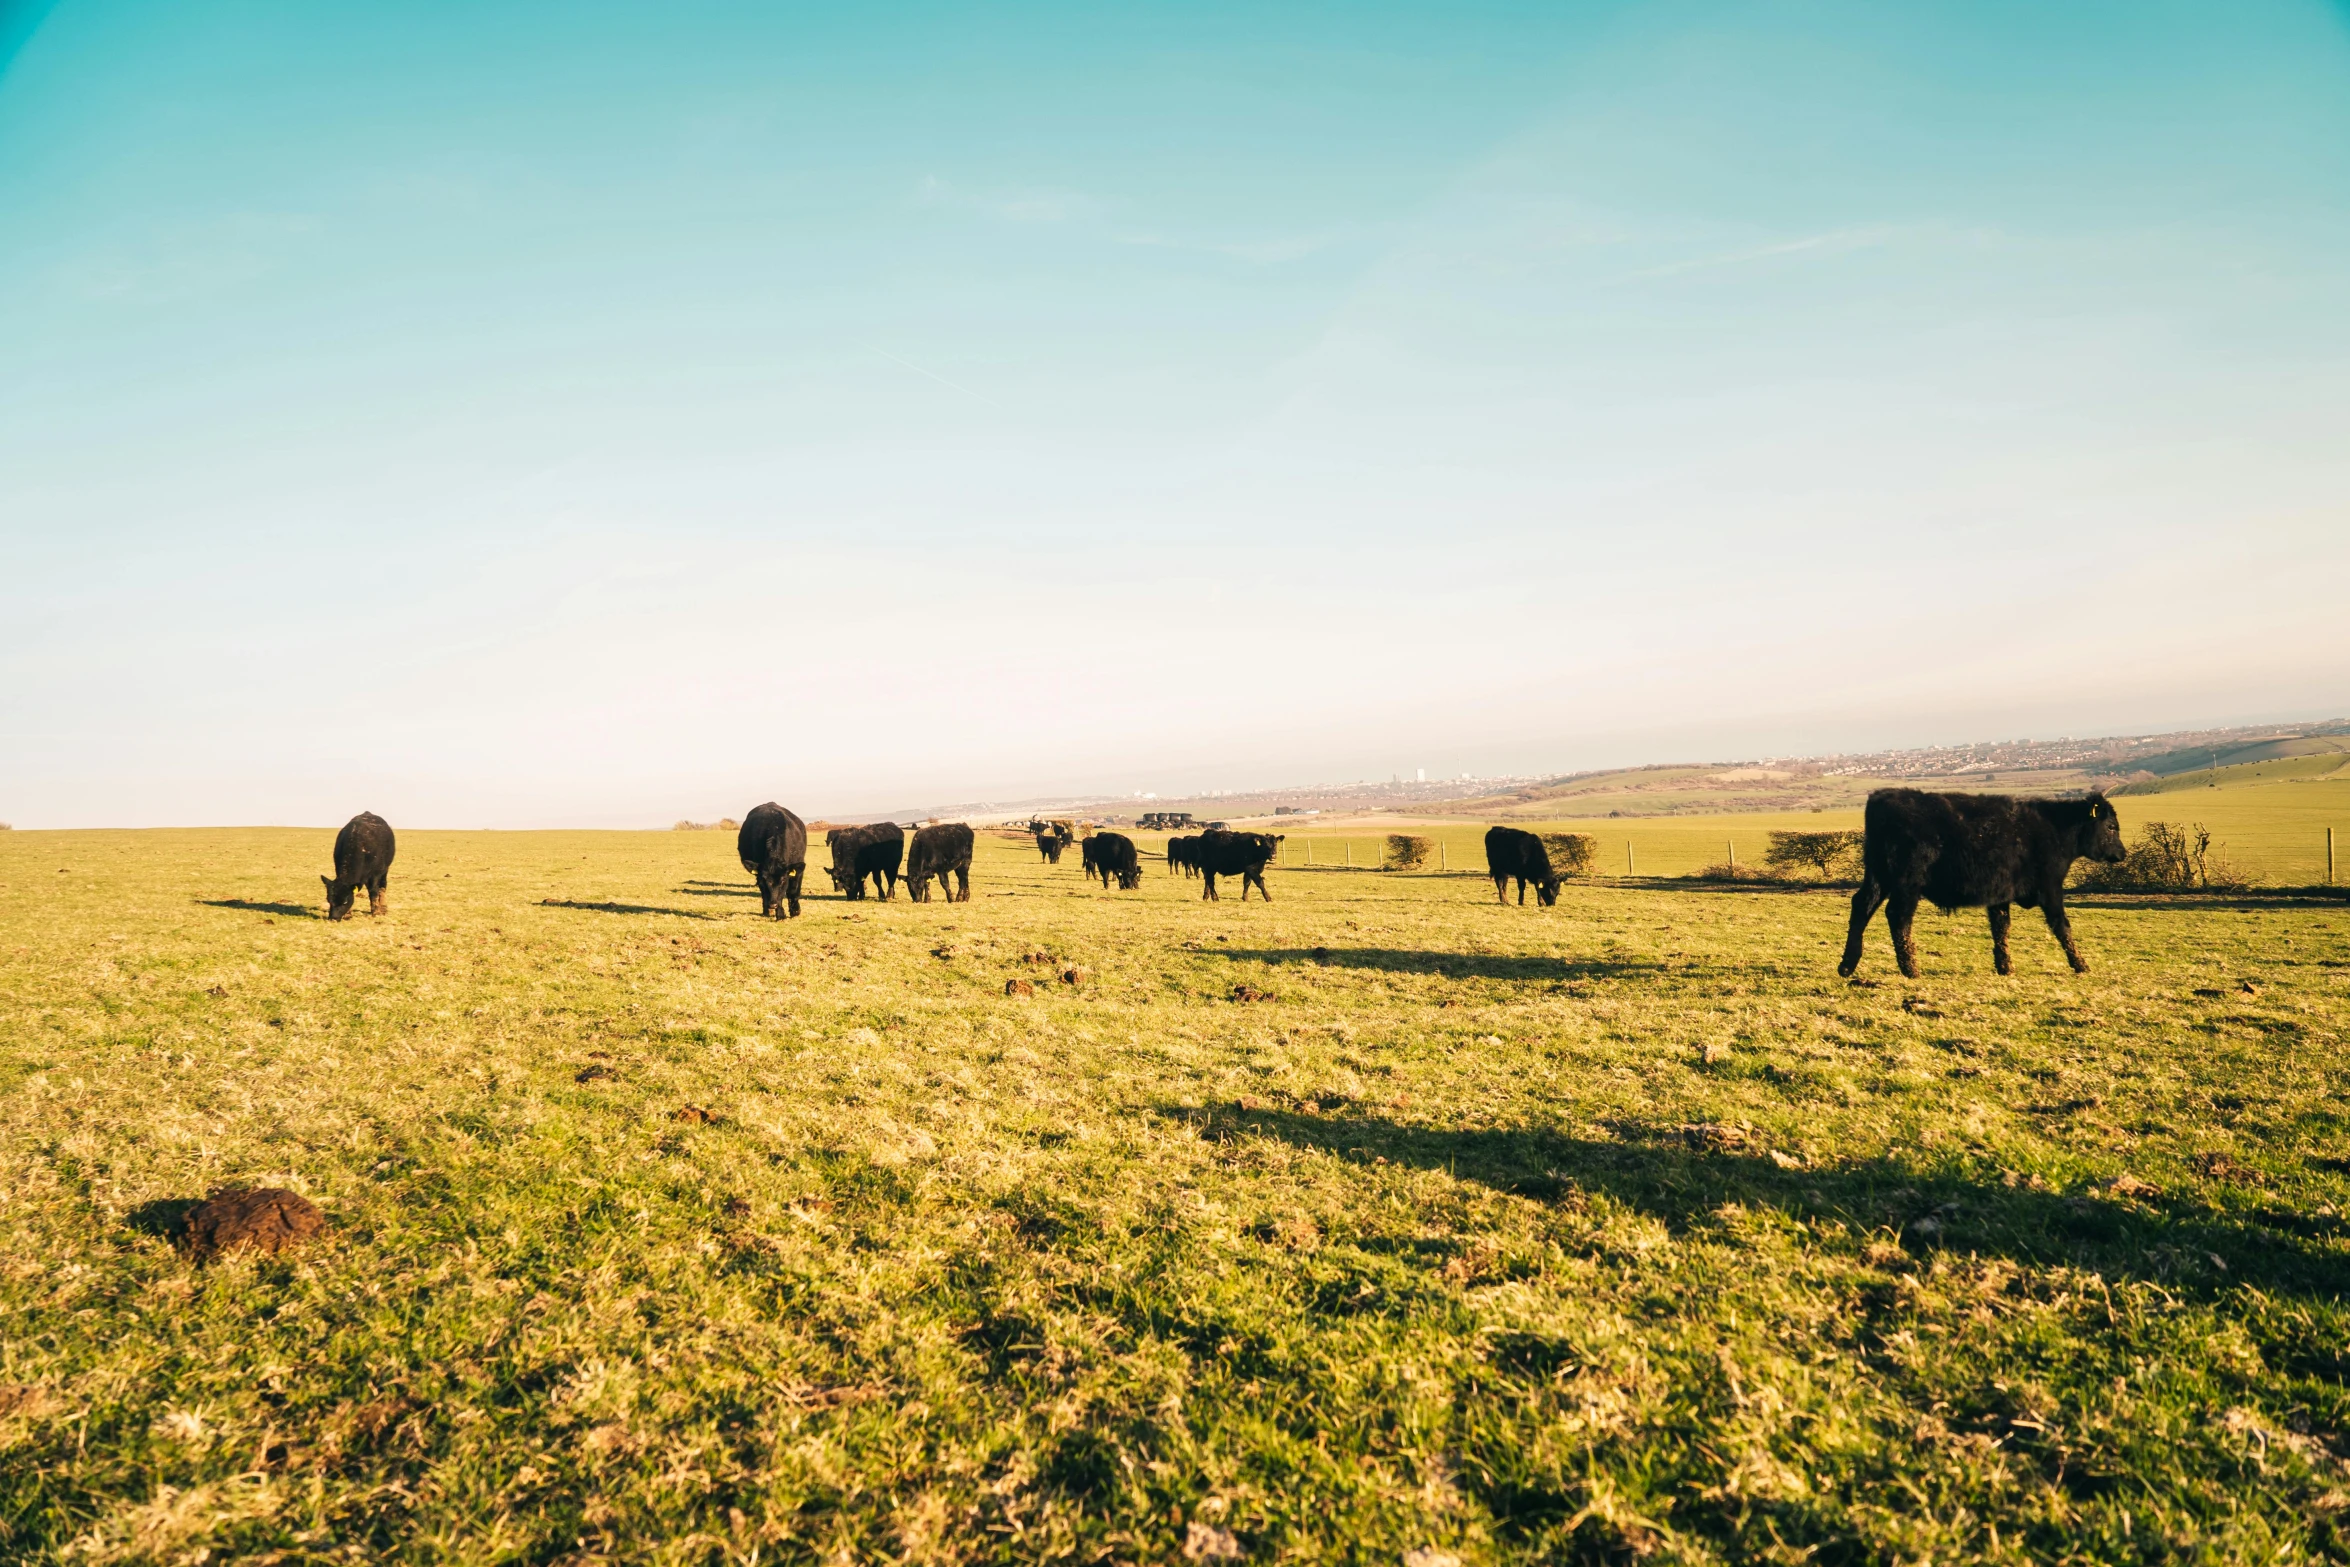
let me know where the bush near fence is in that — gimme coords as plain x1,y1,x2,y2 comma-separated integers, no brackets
2075,821,2244,892
1764,830,1863,881
1540,833,1597,877
1385,835,1432,871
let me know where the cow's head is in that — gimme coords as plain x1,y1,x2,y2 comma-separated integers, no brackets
1536,877,1560,907
2081,794,2126,863
321,875,355,921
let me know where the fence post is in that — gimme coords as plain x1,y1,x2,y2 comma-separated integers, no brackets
1345,840,1352,868
1728,837,1735,869
1440,841,1447,871
2330,826,2336,884
1627,841,1635,876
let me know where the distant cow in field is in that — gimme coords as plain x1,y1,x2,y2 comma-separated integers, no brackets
1083,831,1143,890
1165,834,1201,878
1840,789,2127,978
1483,825,1559,907
905,824,974,903
1031,819,1075,864
737,802,808,918
827,822,905,901
322,811,396,920
1193,829,1282,901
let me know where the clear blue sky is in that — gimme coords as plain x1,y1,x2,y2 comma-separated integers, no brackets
4,0,2347,826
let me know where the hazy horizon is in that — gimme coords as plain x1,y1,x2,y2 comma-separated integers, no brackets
6,1,2348,829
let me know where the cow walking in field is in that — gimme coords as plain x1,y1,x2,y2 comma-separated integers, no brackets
1165,835,1201,878
738,802,808,918
1031,819,1075,864
1083,831,1143,890
1194,829,1281,901
827,822,905,901
1839,789,2127,978
905,823,974,903
322,811,396,920
1483,825,1559,907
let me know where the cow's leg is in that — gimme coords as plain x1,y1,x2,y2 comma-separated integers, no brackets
1838,876,1885,976
1988,903,2013,975
785,867,802,918
954,867,969,902
1886,891,1922,979
1518,876,1528,906
1202,872,1219,901
1493,873,1508,904
2041,892,2088,973
369,877,388,916
1249,868,1270,901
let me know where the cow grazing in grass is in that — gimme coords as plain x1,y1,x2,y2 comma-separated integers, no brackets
737,802,808,918
1030,819,1075,864
1194,829,1282,902
322,811,396,920
1165,835,1201,878
1483,825,1559,907
1083,831,1143,890
1839,789,2127,978
905,823,974,903
827,822,905,900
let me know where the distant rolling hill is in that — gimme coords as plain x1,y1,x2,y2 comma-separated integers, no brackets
2113,748,2350,796
1436,719,2350,820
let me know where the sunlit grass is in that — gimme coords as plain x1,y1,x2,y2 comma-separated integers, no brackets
4,826,2349,1563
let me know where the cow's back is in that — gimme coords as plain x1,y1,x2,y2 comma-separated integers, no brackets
1483,825,1546,879
1863,789,2039,909
335,812,396,878
909,823,972,872
858,823,906,873
738,802,806,874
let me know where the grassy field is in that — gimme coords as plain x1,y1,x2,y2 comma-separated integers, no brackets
6,825,2350,1565
1263,771,2350,886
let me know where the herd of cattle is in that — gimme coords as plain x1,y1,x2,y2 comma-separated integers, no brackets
317,788,2135,977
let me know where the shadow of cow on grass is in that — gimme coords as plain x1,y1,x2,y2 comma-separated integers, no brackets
1165,1103,2350,1309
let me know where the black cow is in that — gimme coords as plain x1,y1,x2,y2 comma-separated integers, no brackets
1083,831,1143,890
1165,834,1201,878
1484,825,1559,907
827,822,905,900
905,823,974,903
1839,789,2127,978
1030,819,1075,864
737,802,808,918
322,811,395,920
1194,829,1282,901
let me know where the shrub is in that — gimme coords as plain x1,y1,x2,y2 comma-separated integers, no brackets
2075,821,2242,892
1693,861,1789,884
1540,833,1597,877
1765,830,1863,880
1385,835,1431,871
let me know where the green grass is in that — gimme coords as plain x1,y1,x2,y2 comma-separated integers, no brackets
2117,753,2350,795
1259,770,2349,886
6,827,2350,1564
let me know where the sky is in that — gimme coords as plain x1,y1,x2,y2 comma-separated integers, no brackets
3,0,2347,827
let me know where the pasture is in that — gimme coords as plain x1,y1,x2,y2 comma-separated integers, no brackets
1264,765,2348,886
5,822,2350,1564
